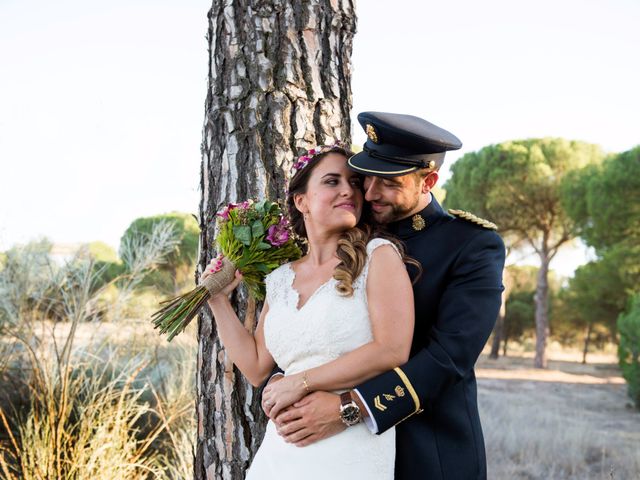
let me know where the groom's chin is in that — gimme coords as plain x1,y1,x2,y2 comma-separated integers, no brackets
371,210,393,225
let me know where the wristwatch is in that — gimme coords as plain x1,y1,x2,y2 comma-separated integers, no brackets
339,391,361,426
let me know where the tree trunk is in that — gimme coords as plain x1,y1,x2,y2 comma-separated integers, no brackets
489,291,505,359
582,321,593,364
490,267,511,359
502,334,508,357
196,2,356,479
534,253,550,368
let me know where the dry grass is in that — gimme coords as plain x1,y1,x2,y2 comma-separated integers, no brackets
0,226,197,478
478,348,640,479
4,320,638,480
0,320,197,480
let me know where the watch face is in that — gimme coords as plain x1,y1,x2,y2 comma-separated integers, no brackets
341,404,360,425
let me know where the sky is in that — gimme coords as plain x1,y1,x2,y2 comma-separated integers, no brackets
1,0,639,276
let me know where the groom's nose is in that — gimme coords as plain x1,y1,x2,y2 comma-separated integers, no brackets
364,176,380,201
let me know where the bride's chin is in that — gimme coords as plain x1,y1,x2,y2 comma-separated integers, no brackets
338,219,359,231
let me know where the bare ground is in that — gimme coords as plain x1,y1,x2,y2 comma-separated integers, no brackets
477,350,640,480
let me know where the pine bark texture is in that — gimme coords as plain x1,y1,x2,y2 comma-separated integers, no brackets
195,1,356,479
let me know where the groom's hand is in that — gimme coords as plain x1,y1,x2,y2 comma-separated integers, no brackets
274,391,346,447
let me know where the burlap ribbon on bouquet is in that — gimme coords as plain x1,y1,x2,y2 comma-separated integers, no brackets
201,256,236,297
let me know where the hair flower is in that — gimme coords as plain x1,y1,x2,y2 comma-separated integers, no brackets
290,141,348,175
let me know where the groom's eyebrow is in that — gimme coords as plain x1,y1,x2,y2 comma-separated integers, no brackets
383,177,403,185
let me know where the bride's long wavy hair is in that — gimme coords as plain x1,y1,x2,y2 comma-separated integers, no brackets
286,146,420,297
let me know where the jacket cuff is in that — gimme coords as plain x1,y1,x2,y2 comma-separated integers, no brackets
353,388,379,433
356,367,423,434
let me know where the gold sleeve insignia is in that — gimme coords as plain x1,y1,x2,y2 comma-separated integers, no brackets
448,209,498,231
374,395,387,411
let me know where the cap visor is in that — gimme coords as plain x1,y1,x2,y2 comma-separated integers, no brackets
347,151,418,177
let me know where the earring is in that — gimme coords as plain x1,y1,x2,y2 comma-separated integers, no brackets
303,213,309,221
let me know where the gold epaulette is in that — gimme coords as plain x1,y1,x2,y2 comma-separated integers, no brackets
448,209,498,231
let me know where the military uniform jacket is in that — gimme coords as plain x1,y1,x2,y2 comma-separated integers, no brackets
355,197,505,480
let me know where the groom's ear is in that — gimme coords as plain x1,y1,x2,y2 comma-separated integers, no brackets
422,171,439,194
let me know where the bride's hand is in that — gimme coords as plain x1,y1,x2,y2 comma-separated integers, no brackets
262,373,307,419
200,260,243,299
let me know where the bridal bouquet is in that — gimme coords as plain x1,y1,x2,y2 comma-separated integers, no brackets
152,199,302,341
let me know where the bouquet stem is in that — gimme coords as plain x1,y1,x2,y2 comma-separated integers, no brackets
151,257,236,341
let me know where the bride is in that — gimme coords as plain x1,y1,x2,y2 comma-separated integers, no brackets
202,143,415,479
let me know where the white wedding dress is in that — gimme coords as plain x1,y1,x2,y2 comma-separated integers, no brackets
245,238,397,480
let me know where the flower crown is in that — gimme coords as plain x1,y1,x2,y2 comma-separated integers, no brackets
291,141,348,175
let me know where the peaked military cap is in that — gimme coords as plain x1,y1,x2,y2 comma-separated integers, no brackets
348,112,462,177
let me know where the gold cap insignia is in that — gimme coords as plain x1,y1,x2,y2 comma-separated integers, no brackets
365,123,379,143
448,209,498,230
395,385,405,397
383,393,396,401
412,214,426,231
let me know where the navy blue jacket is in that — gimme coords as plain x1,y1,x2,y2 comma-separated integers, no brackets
356,197,505,479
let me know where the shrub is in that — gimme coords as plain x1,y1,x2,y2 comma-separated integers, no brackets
618,295,640,409
120,213,199,296
0,331,196,480
0,223,194,478
0,239,54,328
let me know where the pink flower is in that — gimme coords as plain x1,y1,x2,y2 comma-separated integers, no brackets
216,203,238,220
266,218,290,247
216,200,252,220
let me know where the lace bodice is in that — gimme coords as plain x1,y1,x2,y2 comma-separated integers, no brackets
263,238,398,375
247,238,398,480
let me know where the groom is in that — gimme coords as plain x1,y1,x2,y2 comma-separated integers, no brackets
267,112,505,479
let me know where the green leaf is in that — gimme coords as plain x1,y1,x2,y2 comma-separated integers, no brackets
251,220,265,238
257,242,272,250
254,200,266,215
254,263,270,273
233,225,252,246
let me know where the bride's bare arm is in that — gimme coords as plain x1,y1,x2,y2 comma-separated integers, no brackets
205,271,275,387
264,244,414,416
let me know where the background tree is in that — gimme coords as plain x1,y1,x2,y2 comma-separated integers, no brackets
558,253,627,363
489,288,507,359
563,146,640,290
86,241,124,288
120,212,199,295
498,265,537,355
618,294,640,409
444,138,604,368
196,2,356,478
503,290,535,355
562,146,640,398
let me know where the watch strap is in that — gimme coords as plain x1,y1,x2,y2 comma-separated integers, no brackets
340,391,353,406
